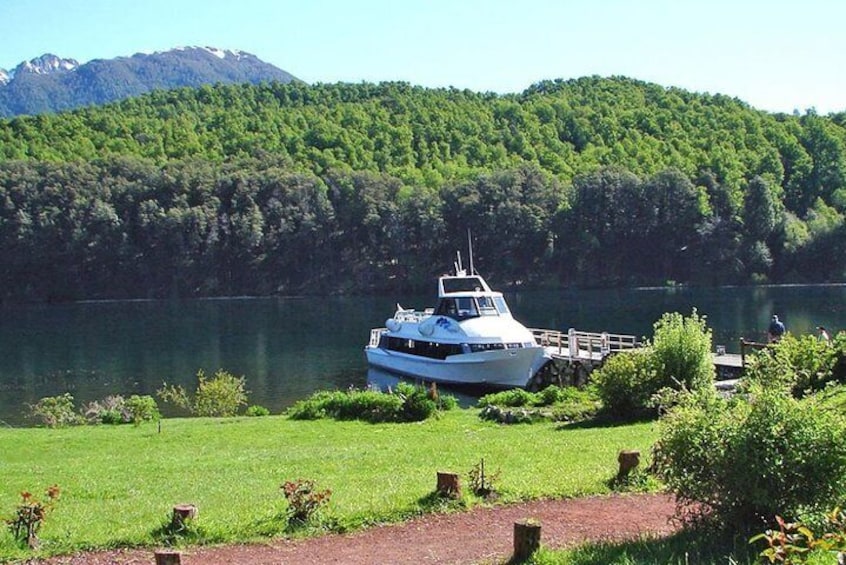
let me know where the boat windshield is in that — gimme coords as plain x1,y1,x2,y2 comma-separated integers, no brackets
436,296,505,320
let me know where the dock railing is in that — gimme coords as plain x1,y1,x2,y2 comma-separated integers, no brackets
530,328,639,361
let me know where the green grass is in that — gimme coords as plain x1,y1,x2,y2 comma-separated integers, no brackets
0,409,657,561
525,528,761,565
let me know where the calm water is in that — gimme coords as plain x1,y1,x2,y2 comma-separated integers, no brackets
2,285,845,426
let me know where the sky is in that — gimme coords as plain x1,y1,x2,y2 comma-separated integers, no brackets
2,0,844,114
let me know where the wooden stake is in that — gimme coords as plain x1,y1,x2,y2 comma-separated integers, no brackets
171,504,198,529
436,471,461,498
513,519,542,561
617,450,641,479
154,549,182,565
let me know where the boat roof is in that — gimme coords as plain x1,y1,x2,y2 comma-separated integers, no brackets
437,273,496,297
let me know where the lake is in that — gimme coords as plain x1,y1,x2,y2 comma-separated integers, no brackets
2,284,845,426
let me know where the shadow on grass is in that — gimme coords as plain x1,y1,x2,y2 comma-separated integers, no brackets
525,526,759,565
555,411,656,431
150,516,218,547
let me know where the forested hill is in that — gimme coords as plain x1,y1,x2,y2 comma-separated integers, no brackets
0,76,845,302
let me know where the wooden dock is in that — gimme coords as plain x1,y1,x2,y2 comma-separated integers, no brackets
528,328,754,389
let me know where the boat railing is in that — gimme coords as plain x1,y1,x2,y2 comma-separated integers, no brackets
393,309,433,323
369,328,386,347
530,328,639,360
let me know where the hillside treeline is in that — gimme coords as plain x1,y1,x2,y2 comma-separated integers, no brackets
0,77,845,300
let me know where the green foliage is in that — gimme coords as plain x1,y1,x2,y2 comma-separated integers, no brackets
653,386,846,530
158,369,248,417
750,511,846,565
478,385,600,423
124,395,160,425
650,309,715,391
285,384,454,423
742,332,846,396
0,78,845,301
593,310,714,420
5,485,60,549
592,351,658,419
280,479,332,524
27,394,84,428
83,395,128,425
244,405,270,417
468,459,500,497
478,388,537,408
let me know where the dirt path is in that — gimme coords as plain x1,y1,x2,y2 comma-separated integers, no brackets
37,493,679,564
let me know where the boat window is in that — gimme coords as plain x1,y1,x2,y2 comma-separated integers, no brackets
493,296,510,315
435,298,459,318
442,277,484,293
455,297,478,319
477,296,498,316
379,336,463,359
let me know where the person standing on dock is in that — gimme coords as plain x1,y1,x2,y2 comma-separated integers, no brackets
817,326,831,343
768,315,786,343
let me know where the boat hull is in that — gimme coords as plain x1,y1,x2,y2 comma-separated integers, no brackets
365,345,546,388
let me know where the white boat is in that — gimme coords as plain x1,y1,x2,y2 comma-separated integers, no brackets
365,262,550,388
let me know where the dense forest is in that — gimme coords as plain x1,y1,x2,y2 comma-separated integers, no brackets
1,77,845,302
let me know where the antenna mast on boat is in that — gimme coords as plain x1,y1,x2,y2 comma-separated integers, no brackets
467,228,475,275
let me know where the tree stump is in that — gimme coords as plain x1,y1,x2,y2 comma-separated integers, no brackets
513,519,542,561
154,549,182,565
436,471,461,498
171,504,198,529
617,450,641,479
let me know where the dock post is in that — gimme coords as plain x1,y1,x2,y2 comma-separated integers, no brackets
568,328,577,359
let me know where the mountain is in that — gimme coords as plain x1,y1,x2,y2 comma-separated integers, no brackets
0,46,299,117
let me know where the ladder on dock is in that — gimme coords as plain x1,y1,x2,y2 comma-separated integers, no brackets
531,328,640,362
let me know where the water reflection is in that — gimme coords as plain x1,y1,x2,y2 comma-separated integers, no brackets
1,284,845,426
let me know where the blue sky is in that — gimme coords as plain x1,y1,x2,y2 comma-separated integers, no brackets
2,0,844,114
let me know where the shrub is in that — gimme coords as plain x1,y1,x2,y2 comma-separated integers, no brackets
743,333,843,397
158,369,248,417
245,405,270,417
27,394,84,428
478,388,536,408
6,485,60,549
653,386,846,530
124,395,160,425
281,479,331,524
650,309,715,391
286,384,454,423
82,395,128,424
592,350,658,419
593,310,714,420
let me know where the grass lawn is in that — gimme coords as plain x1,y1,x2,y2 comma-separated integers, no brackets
0,408,657,560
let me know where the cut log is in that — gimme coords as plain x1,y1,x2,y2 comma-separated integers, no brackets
154,549,182,565
513,519,542,561
617,450,641,479
436,471,461,498
171,504,198,529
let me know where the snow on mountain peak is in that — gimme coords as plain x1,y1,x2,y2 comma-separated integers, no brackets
13,54,79,77
0,69,9,85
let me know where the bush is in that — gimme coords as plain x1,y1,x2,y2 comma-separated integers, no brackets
245,405,270,417
651,309,715,391
477,385,600,423
593,310,714,420
743,333,843,396
27,393,84,428
158,369,248,417
286,384,454,423
592,351,658,419
281,479,331,524
653,386,846,529
124,395,160,425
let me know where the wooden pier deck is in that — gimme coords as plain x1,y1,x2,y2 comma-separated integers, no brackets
530,328,752,386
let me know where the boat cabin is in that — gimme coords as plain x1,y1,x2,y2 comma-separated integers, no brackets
434,275,511,321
